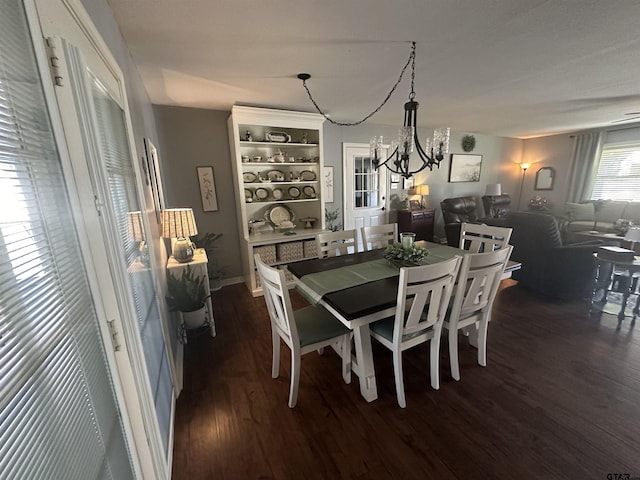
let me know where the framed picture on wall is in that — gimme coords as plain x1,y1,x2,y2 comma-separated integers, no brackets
449,154,483,182
144,138,165,223
323,166,334,203
197,166,219,212
403,177,414,189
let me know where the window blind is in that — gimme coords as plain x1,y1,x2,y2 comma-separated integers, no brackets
0,2,134,478
591,143,640,201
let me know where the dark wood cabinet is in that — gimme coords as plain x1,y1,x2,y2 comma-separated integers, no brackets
397,208,435,242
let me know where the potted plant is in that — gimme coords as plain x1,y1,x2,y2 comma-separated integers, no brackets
166,265,210,328
192,231,224,291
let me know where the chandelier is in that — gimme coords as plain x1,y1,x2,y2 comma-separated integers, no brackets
298,41,450,178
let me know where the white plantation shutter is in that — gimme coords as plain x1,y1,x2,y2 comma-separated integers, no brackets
90,78,174,455
0,1,134,478
591,143,640,201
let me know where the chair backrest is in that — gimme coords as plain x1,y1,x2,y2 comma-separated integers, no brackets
392,256,462,344
361,223,398,251
482,194,512,218
449,246,513,327
441,196,478,224
459,222,513,253
254,254,298,346
316,230,358,258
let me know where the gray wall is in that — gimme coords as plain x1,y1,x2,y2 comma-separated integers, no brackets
153,106,242,278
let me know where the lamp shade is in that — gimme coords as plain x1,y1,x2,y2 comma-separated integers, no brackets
485,183,502,196
625,225,640,243
415,184,430,196
161,208,198,239
127,211,145,242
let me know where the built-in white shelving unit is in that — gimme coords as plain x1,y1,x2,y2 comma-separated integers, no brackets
228,106,326,296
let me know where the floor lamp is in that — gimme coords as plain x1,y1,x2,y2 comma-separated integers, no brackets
517,163,530,210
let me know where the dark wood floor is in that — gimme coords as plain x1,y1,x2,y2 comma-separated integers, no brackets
172,280,640,479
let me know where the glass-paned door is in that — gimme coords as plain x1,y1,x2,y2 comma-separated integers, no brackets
343,143,388,250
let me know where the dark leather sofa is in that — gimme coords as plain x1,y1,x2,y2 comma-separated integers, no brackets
485,211,613,300
441,196,479,247
482,194,512,218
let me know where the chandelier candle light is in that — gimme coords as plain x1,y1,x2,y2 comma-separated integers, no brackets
298,41,450,178
162,208,198,263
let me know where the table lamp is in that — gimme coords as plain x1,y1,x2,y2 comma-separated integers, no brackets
485,183,502,196
415,184,429,208
162,208,198,263
127,210,149,266
624,225,640,253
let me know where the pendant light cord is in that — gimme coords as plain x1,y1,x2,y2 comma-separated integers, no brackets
298,41,416,126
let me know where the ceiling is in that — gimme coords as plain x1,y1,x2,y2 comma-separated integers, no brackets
106,0,640,139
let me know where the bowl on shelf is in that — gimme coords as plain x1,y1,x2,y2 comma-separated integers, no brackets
276,220,296,235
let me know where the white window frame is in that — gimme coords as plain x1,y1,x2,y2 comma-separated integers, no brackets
590,141,640,201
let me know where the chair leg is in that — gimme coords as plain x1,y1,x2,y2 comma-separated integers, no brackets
430,332,442,390
271,329,280,379
449,328,461,381
392,349,406,408
341,335,351,384
288,349,301,408
477,319,489,367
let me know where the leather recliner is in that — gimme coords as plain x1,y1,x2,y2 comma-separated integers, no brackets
485,211,613,300
482,194,512,218
441,196,479,247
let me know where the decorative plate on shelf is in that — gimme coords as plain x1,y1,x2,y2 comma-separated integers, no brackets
255,187,270,201
302,186,316,198
265,169,286,182
265,204,295,228
244,189,253,201
299,170,316,181
272,188,284,200
288,186,301,199
243,172,257,183
265,131,291,143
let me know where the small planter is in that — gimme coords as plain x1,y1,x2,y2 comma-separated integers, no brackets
182,305,207,329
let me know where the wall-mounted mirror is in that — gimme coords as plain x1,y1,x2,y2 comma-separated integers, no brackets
534,167,555,190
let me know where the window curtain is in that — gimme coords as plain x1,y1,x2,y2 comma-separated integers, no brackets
566,131,603,202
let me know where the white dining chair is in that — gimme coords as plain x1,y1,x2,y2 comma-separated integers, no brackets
459,222,512,253
361,223,398,251
369,256,462,408
316,229,358,258
254,254,351,407
444,245,513,381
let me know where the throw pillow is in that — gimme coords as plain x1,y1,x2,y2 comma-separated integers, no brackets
566,202,595,221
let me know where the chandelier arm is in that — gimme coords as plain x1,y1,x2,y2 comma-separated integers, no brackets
298,42,415,126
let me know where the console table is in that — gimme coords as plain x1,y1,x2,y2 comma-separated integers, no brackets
167,249,216,343
397,208,435,242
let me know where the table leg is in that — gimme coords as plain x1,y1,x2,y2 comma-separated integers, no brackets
205,296,216,337
351,325,378,402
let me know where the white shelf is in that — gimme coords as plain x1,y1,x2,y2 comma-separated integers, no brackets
228,106,326,296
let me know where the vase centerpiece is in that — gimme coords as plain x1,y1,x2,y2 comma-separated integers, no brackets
384,242,429,268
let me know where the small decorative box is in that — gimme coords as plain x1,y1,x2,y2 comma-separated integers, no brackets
276,241,303,262
303,240,317,258
254,244,276,265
